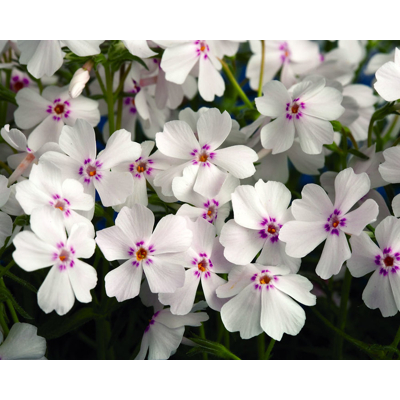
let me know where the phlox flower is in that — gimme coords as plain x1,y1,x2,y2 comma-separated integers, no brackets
154,108,257,199
156,40,242,101
96,204,193,301
246,40,320,90
365,50,395,75
122,40,157,58
17,40,103,78
15,161,94,233
348,216,400,317
173,166,239,234
159,217,234,314
41,118,141,209
217,264,316,340
1,124,62,184
0,323,46,360
135,303,209,360
255,76,344,154
13,207,97,316
220,180,301,272
279,168,379,279
14,86,100,147
374,48,400,101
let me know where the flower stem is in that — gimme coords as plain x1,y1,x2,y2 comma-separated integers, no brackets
0,259,15,279
257,332,265,359
0,303,9,336
219,58,254,109
0,278,19,324
264,337,276,360
257,40,265,98
115,64,126,131
387,325,400,359
333,268,352,359
104,65,115,134
199,324,208,360
0,161,12,175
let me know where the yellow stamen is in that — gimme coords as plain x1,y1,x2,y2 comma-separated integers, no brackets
199,154,208,162
291,104,299,114
136,248,147,261
59,255,66,261
332,221,339,228
89,170,96,176
260,275,272,285
137,166,145,173
56,206,64,211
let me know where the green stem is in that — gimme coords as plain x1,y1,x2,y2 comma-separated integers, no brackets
113,63,131,100
341,128,348,170
199,324,208,360
333,268,352,359
0,161,12,175
104,66,115,134
392,135,400,147
383,115,399,143
257,40,265,98
346,129,358,150
257,332,265,359
94,69,107,97
0,278,19,324
264,337,276,360
115,64,126,131
0,303,9,336
223,326,230,350
0,260,15,279
312,308,388,359
387,325,400,359
219,58,254,109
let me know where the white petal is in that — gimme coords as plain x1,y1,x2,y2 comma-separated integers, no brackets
105,259,143,302
221,282,263,339
274,274,316,306
333,168,371,214
30,207,66,247
255,80,291,118
348,232,380,278
201,272,227,312
375,216,400,252
94,170,133,207
231,185,267,230
219,220,265,265
260,116,295,154
150,215,192,255
287,141,325,175
61,179,94,211
197,108,231,150
291,183,333,221
302,87,344,120
123,40,156,58
38,265,75,315
67,259,97,303
392,195,400,218
187,217,216,257
389,269,400,312
261,286,306,341
158,268,200,315
342,199,378,235
379,147,400,184
14,88,49,129
363,269,398,317
95,225,131,261
316,230,351,279
212,145,257,179
143,257,185,293
374,61,400,101
1,125,27,152
294,114,334,155
0,323,46,360
193,162,227,199
63,40,103,56
217,264,260,298
67,223,95,258
156,120,199,159
12,230,56,271
279,221,328,258
147,323,184,360
198,55,225,101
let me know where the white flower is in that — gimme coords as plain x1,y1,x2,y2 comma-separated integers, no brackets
14,86,100,148
348,216,400,317
135,304,209,360
246,40,320,90
365,50,395,75
217,264,316,340
159,217,234,314
219,180,301,272
279,168,379,279
154,108,257,199
1,124,62,184
0,323,46,360
374,48,400,101
96,204,193,301
17,40,103,78
13,207,97,316
156,40,242,101
174,166,239,234
41,119,140,209
122,40,157,58
255,76,344,154
15,161,94,233
69,68,90,98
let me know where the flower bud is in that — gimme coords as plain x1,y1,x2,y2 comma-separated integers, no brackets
68,68,90,98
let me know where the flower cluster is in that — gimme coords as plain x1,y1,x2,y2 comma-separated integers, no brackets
0,40,399,361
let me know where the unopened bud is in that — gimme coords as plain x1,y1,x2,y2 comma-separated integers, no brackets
68,65,91,98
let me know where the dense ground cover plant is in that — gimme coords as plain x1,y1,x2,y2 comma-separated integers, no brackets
1,40,400,360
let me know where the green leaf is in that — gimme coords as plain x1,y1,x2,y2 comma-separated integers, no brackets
94,203,104,217
1,270,37,293
187,336,241,360
0,85,17,105
324,142,343,155
38,307,100,339
348,149,370,160
0,287,33,319
14,214,30,226
331,120,343,132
